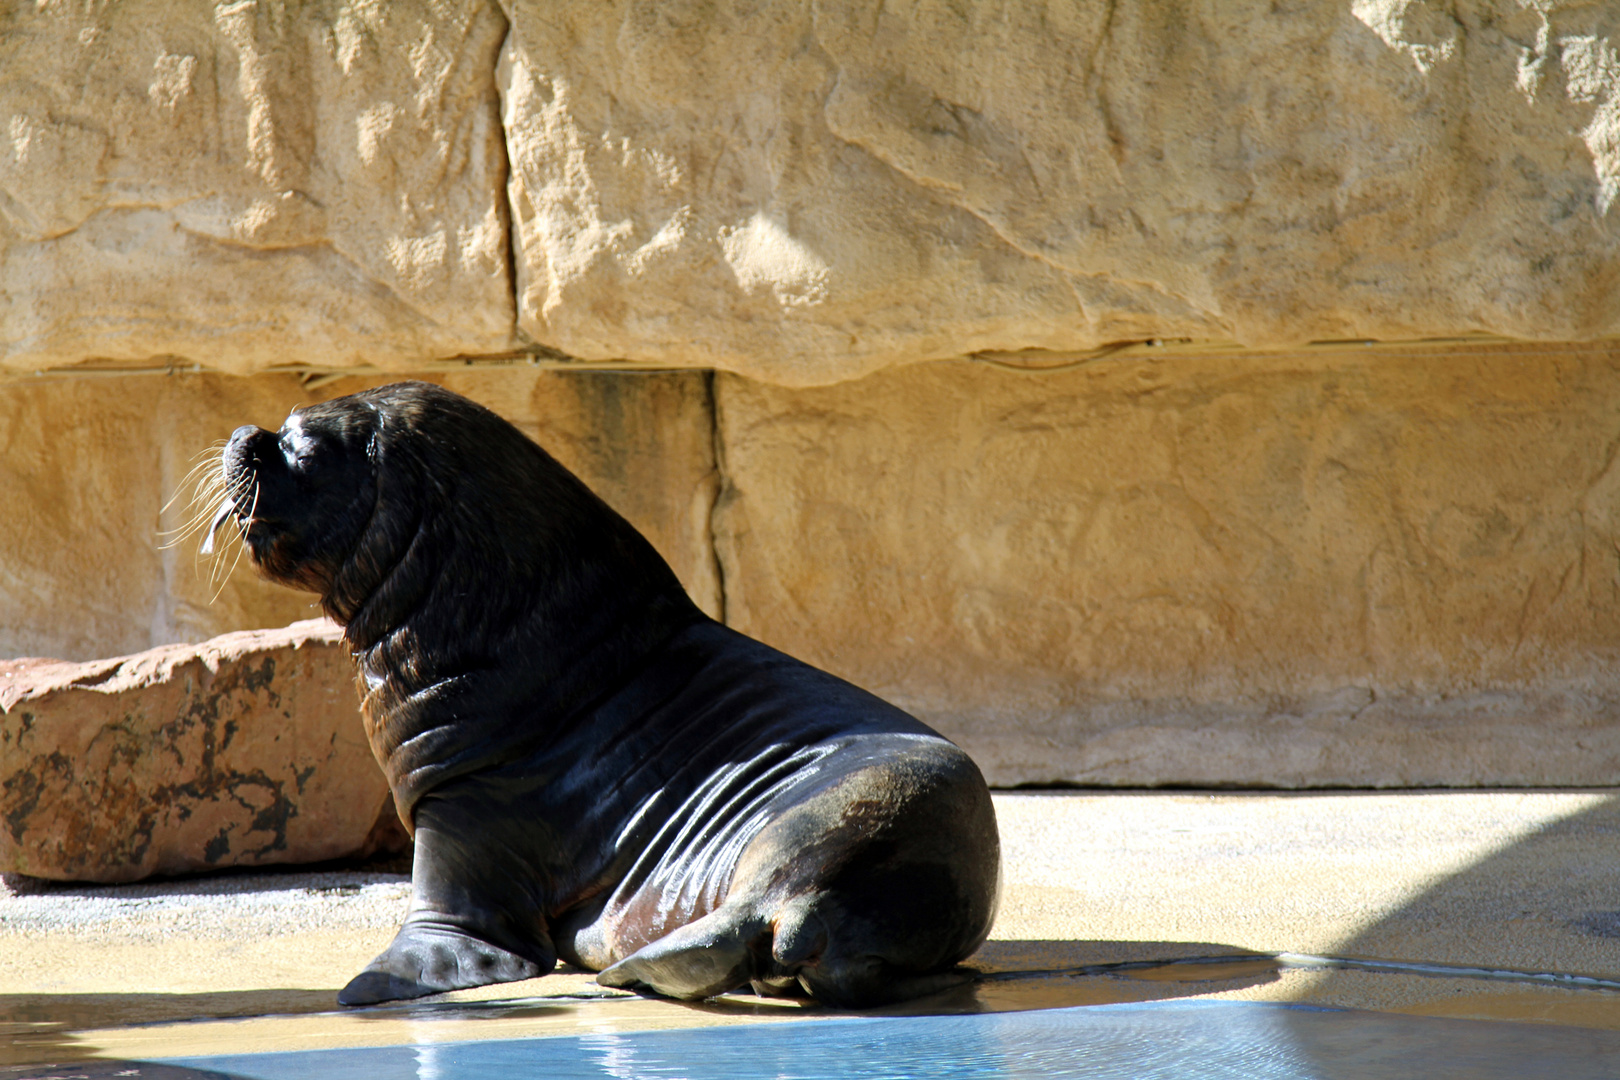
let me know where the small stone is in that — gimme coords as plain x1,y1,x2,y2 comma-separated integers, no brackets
0,619,401,883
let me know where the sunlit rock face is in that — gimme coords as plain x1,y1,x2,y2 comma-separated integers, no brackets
4,3,1620,797
0,0,514,374
3,2,1620,382
480,0,1620,383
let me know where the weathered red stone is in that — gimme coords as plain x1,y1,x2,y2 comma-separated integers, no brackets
0,619,404,882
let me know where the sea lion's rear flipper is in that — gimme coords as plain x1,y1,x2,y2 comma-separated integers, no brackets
596,906,768,1000
338,920,547,1005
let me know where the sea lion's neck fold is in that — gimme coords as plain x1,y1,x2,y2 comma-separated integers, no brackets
369,593,703,828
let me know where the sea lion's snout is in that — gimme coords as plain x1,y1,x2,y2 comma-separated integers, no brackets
214,405,382,600
222,424,272,485
220,425,288,541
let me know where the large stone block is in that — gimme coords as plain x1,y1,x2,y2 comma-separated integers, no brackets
498,0,1092,387
712,344,1620,786
3,2,1616,385
0,0,513,372
0,620,396,883
0,368,718,662
499,0,1620,385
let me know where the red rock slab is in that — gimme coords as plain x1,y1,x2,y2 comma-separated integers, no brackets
0,619,404,883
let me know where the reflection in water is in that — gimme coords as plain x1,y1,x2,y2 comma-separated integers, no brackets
0,1065,240,1080
141,1000,1620,1080
413,1041,445,1080
578,1032,644,1080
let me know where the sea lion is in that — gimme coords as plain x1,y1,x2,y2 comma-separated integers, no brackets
215,381,1000,1008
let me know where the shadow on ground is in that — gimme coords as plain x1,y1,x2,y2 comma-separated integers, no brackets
0,845,411,901
1291,791,1620,1036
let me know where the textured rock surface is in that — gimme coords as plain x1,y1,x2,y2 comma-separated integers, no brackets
0,620,396,882
0,0,512,372
498,0,1620,383
712,343,1620,786
498,0,1091,385
3,2,1620,383
11,347,1620,788
9,1,1620,810
0,368,718,661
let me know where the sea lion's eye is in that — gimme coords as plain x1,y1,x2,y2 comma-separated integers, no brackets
279,422,319,469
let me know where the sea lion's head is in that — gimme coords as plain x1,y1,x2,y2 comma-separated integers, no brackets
219,395,379,598
214,381,691,654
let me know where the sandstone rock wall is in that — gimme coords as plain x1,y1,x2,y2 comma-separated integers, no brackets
4,2,1620,792
4,346,1620,792
0,0,513,372
3,2,1619,384
712,343,1620,786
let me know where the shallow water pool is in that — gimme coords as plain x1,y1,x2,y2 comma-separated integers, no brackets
19,998,1609,1080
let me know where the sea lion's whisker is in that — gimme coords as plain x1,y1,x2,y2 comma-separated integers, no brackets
196,499,239,577
218,482,257,584
198,500,230,556
196,472,252,556
160,442,229,516
160,445,235,549
163,493,222,548
208,479,257,602
207,491,237,583
163,442,226,492
162,485,228,547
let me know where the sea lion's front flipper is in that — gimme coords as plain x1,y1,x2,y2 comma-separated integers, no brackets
339,801,556,1007
596,905,768,1000
338,920,545,1005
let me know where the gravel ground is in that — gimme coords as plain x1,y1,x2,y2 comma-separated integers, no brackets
0,869,411,942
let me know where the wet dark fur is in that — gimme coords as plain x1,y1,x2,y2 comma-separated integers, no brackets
221,381,1000,1008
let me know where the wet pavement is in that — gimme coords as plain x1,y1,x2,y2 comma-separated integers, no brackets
4,791,1620,1076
